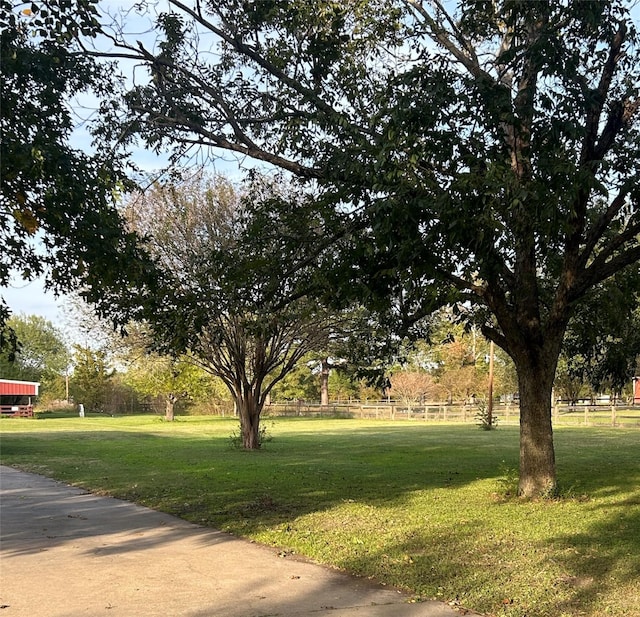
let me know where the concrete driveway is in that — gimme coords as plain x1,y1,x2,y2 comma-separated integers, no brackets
0,466,481,616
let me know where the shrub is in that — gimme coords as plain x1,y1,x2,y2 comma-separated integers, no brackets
475,400,498,430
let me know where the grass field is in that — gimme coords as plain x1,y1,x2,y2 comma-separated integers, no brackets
1,414,639,617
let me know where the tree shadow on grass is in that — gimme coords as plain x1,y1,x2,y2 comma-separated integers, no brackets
330,491,640,617
543,493,640,616
0,423,519,512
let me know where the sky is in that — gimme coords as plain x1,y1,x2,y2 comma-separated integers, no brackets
2,277,66,326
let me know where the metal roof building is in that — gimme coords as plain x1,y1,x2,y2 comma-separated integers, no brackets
0,379,40,417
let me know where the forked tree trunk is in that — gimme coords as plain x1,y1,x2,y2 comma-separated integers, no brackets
515,357,557,497
236,392,263,450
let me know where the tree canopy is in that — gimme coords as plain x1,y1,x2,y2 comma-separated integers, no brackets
0,1,156,350
70,344,113,412
123,352,212,421
69,0,640,494
126,173,341,447
561,270,640,395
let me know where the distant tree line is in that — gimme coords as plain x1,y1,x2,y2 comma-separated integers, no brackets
3,309,637,419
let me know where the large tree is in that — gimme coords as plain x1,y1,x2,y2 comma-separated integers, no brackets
88,1,639,495
0,1,155,350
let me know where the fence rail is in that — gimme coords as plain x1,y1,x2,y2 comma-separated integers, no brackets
0,405,34,417
264,401,640,427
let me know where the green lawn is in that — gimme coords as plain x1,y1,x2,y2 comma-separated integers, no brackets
1,415,638,617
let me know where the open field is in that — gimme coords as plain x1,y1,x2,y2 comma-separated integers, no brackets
1,415,639,617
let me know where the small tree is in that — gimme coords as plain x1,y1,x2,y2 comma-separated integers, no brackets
554,357,589,406
389,370,437,412
70,345,113,412
124,354,209,421
429,322,488,404
475,400,499,431
128,174,336,448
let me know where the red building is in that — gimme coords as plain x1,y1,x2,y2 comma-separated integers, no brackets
0,379,40,417
634,377,640,405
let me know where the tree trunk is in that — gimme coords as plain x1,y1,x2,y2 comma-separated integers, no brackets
237,392,263,449
320,357,330,406
516,359,557,497
165,396,176,421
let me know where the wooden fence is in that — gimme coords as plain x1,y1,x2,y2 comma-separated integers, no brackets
0,405,34,417
264,401,640,427
265,401,510,422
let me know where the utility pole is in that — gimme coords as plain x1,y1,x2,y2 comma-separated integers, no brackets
487,341,494,427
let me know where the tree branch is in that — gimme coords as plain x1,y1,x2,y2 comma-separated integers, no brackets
129,102,322,178
167,0,378,140
579,243,640,296
593,98,638,162
579,187,631,268
405,0,485,79
581,22,627,165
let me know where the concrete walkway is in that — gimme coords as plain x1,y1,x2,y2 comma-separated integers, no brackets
0,466,481,617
